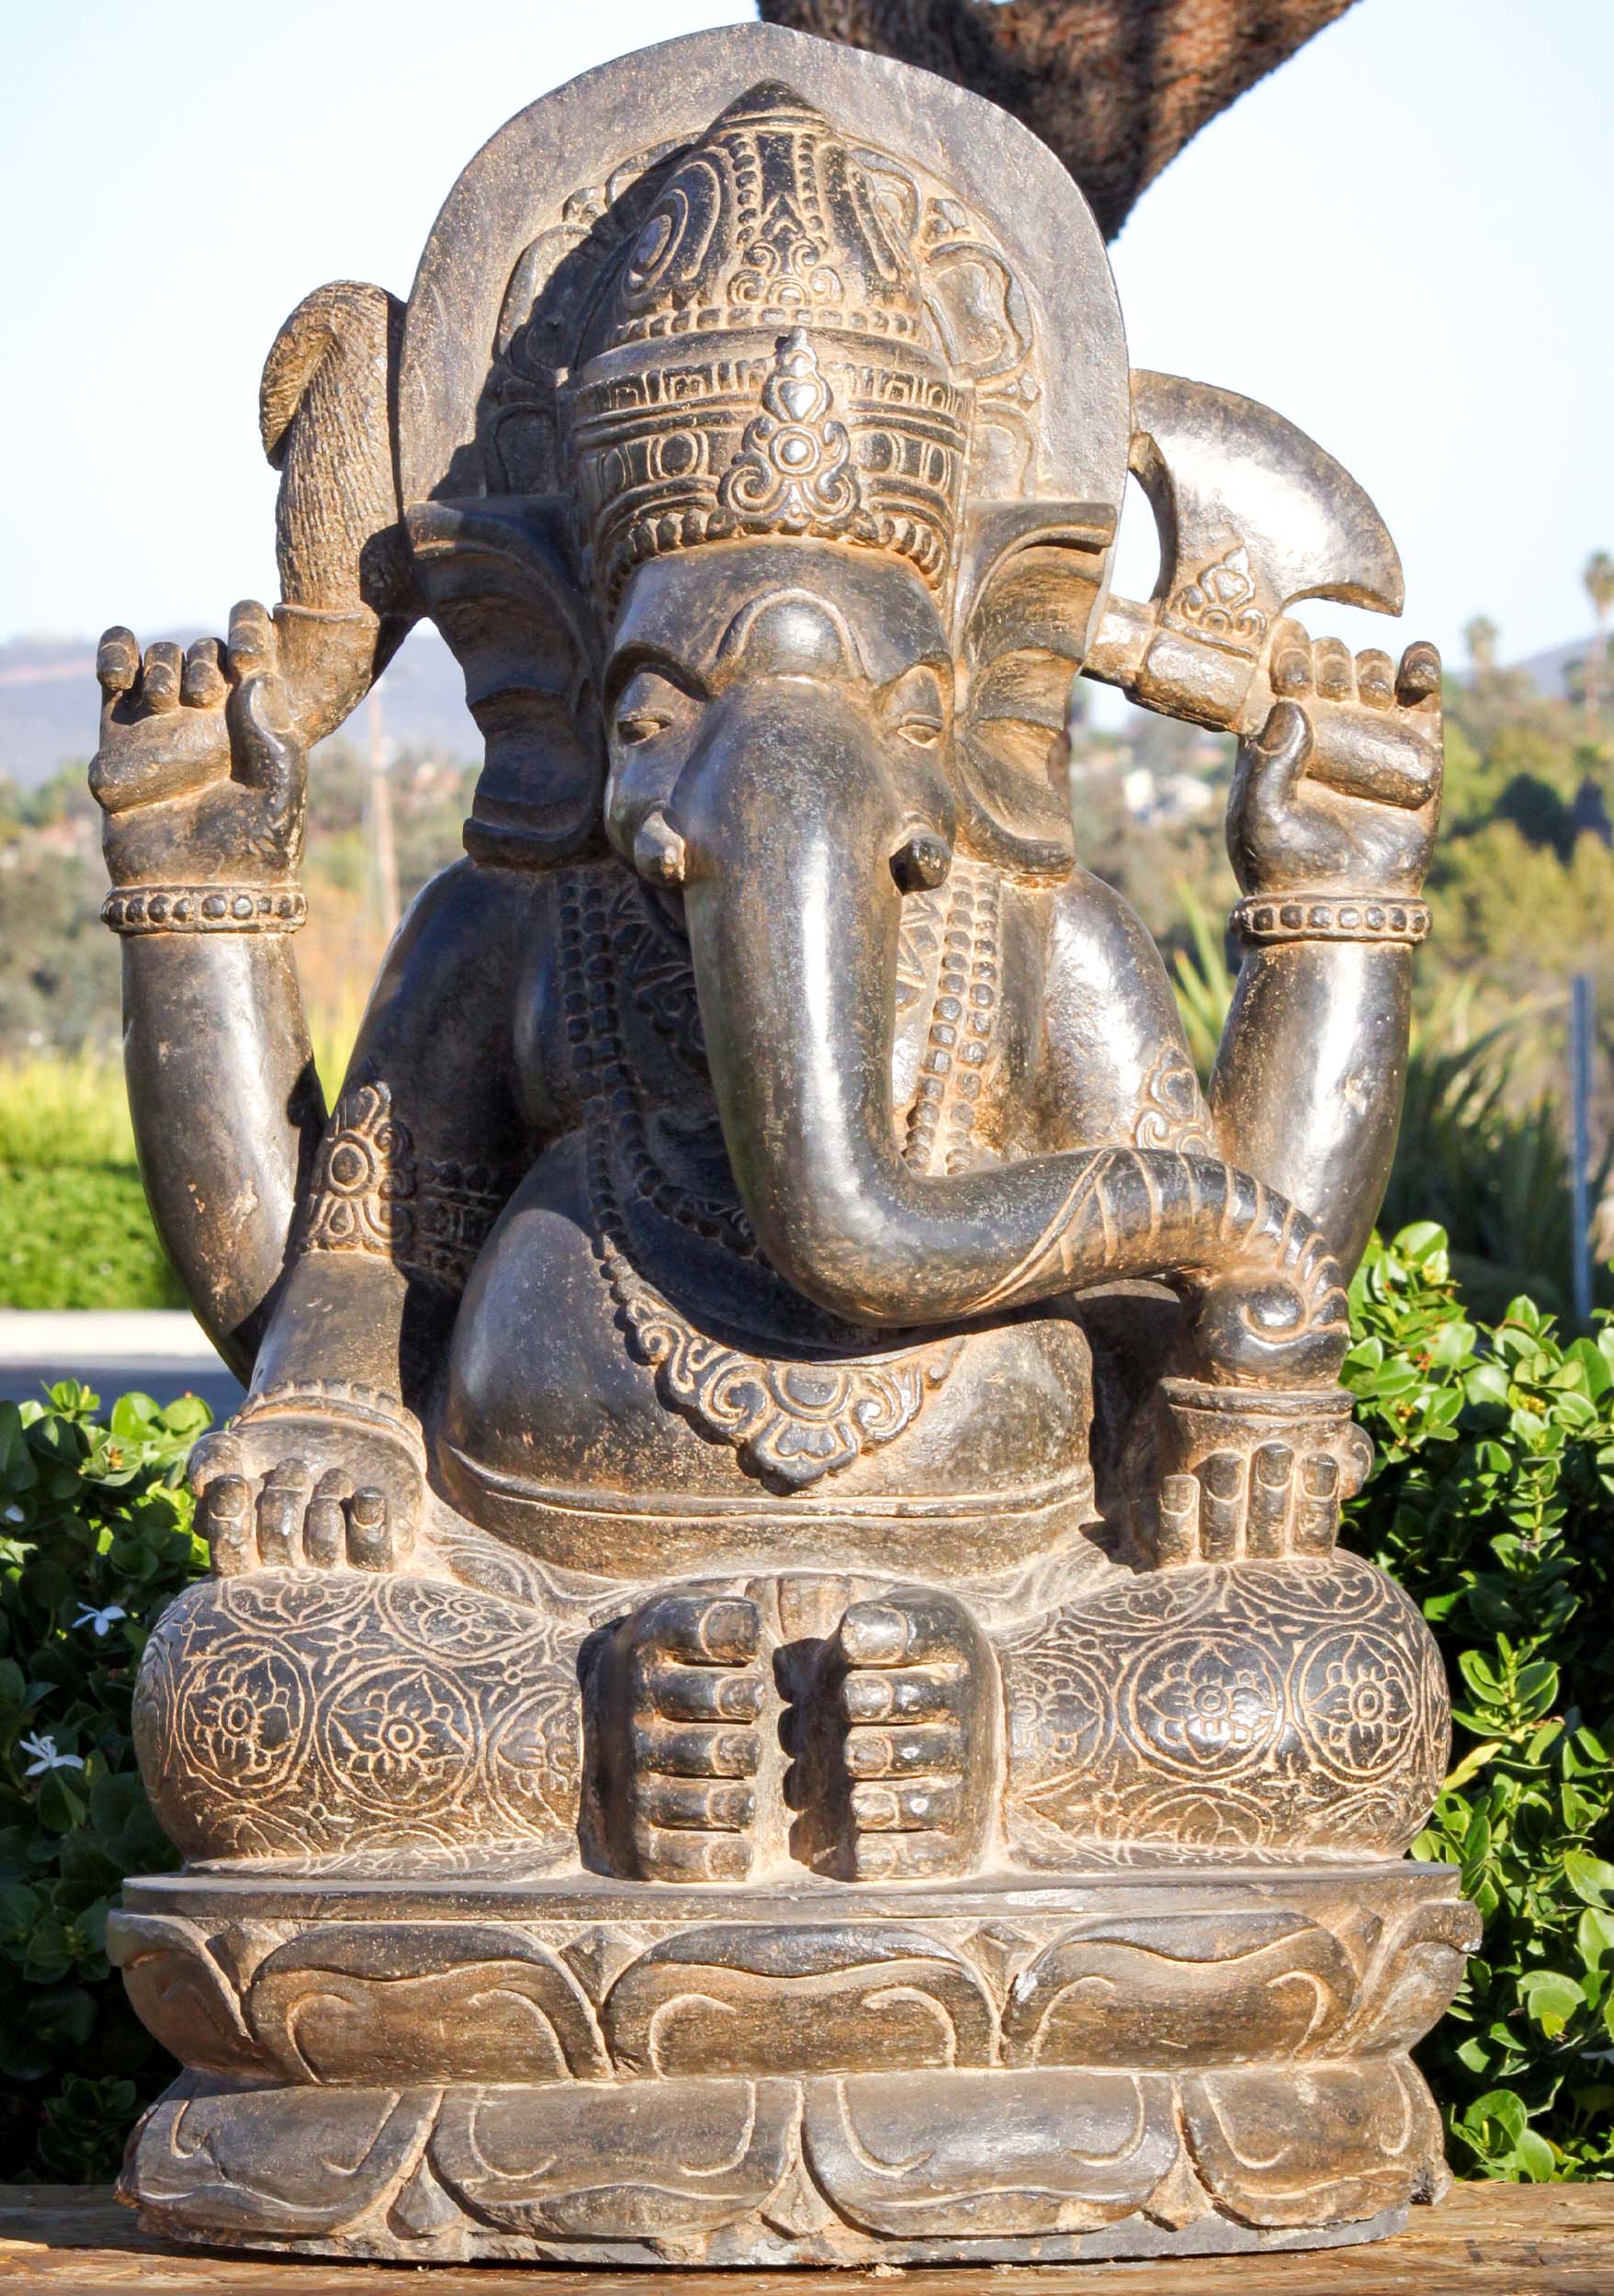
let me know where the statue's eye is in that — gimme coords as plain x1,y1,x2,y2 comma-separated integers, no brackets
615,711,671,745
896,714,943,748
612,669,692,748
886,666,947,748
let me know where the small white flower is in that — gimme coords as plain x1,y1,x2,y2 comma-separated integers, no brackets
2,1506,24,1525
19,1732,84,1778
73,1603,126,1638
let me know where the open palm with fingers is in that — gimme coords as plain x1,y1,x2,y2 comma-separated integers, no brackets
90,601,307,889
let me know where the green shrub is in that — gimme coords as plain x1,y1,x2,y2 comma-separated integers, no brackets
1347,1224,1614,2178
0,1055,135,1169
0,1053,181,1311
0,1383,205,2178
5,1234,1614,2182
0,1168,184,1311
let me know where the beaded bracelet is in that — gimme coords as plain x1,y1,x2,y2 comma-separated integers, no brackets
101,885,306,935
1232,894,1430,948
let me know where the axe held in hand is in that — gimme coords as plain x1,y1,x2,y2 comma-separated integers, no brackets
1087,371,1434,810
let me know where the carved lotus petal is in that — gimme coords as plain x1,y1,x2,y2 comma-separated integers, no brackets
801,2068,1180,2237
604,1923,995,2077
127,2084,437,2236
430,2076,796,2238
106,1912,264,2082
1005,1910,1354,2067
247,1922,608,2084
1180,2058,1444,2227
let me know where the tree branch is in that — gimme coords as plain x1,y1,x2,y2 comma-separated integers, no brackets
758,0,1357,240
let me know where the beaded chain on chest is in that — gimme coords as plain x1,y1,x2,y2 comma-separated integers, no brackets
903,864,1002,1176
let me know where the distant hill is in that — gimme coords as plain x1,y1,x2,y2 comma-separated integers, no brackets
0,625,478,790
1507,632,1608,702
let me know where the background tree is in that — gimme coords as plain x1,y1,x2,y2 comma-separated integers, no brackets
1582,550,1614,722
1464,613,1500,679
758,0,1357,239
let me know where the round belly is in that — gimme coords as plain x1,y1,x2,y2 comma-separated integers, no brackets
435,1135,1096,1580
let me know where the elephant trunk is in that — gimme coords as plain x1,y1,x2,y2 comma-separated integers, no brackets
675,686,1348,1387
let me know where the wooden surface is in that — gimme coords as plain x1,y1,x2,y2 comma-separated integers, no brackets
0,2186,1608,2293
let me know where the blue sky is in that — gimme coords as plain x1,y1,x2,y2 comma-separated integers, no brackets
4,0,1609,673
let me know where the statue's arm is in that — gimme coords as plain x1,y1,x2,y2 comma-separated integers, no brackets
117,903,322,1379
90,281,417,1375
1207,637,1443,1276
94,603,336,1375
247,858,549,1409
1210,933,1409,1281
180,858,557,1580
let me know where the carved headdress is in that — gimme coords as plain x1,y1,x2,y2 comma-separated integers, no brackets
564,83,970,605
398,28,1130,866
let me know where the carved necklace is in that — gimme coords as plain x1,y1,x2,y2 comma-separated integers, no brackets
557,862,1002,1492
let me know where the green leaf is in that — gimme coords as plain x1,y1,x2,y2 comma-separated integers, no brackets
34,1771,86,1834
1518,1969,1586,2037
1564,1851,1614,1907
1516,1660,1561,1719
1515,2128,1558,2181
1464,2088,1528,2147
1447,1740,1506,1791
1459,1649,1504,1696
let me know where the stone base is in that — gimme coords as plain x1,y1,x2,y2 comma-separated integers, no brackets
111,1861,1476,2267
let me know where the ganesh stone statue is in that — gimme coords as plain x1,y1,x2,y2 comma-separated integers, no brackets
96,24,1474,2268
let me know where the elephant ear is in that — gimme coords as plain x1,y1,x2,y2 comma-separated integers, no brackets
952,502,1116,877
405,498,608,870
260,280,417,746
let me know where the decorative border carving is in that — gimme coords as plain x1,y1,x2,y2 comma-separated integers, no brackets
1004,1555,1450,1863
1168,543,1267,648
1233,896,1432,948
1133,1044,1216,1155
132,1573,581,1863
905,863,1001,1176
232,1379,424,1459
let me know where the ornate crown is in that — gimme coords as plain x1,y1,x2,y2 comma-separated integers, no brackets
563,82,972,604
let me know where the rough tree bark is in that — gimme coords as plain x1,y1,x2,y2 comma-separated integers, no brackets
757,0,1357,240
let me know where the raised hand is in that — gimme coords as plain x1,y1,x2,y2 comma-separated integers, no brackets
1151,1440,1371,1566
90,601,307,891
1227,630,1442,898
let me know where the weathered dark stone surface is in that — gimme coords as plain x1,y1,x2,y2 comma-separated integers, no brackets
90,23,1458,2266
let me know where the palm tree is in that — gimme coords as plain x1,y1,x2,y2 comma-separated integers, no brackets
1584,552,1614,722
1464,614,1499,679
